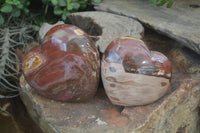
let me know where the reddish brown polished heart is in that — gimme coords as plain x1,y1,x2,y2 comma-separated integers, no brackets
101,36,171,106
22,24,100,102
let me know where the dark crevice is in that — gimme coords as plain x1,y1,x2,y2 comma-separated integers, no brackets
189,4,200,8
0,97,44,133
118,106,125,114
68,15,103,37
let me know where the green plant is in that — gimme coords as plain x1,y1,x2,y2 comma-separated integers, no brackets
0,0,30,25
49,0,102,21
0,0,102,26
149,0,174,8
32,0,102,28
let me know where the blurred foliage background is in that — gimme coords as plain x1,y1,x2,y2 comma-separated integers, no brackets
0,0,102,26
0,0,174,26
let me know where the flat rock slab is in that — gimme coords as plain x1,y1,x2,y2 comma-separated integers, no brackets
39,21,64,40
122,73,200,133
68,11,144,53
94,0,200,54
19,72,200,133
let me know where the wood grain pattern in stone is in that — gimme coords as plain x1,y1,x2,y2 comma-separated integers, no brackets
101,61,170,106
101,36,171,106
22,24,100,102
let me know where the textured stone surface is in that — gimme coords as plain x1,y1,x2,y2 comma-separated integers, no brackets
101,36,171,106
20,76,130,133
170,47,200,73
68,11,144,53
121,29,200,132
94,0,200,54
19,70,200,133
22,24,100,102
122,73,200,133
20,26,200,132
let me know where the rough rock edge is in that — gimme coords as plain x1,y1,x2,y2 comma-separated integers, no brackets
19,75,130,133
68,11,144,53
39,21,64,40
132,79,200,133
94,0,200,54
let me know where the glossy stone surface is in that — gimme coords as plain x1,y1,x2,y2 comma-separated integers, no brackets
19,26,200,133
22,24,100,102
101,36,171,106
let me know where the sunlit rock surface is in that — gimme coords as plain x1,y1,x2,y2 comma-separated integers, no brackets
68,11,144,53
94,0,200,54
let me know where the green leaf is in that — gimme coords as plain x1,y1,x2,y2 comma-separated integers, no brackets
71,2,80,10
92,0,101,3
82,0,88,2
54,7,63,15
62,14,67,20
63,10,69,15
80,2,87,9
58,0,66,7
25,1,30,6
17,4,23,9
5,0,13,4
157,0,167,6
66,0,71,3
167,0,174,8
61,10,69,20
150,0,158,4
1,4,13,13
51,0,58,6
23,8,29,14
67,2,73,10
6,0,20,5
42,0,49,4
0,14,4,26
12,9,21,17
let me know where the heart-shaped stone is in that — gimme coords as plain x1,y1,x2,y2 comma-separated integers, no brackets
101,36,171,106
22,24,100,102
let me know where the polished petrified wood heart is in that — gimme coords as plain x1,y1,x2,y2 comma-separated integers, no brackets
101,36,171,106
22,24,100,102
